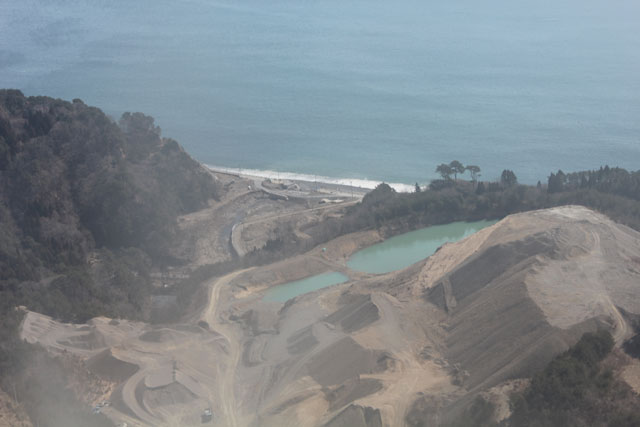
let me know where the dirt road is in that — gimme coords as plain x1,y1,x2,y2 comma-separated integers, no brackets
201,269,253,427
231,200,359,256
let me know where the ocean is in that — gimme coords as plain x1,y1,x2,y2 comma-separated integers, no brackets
1,0,639,188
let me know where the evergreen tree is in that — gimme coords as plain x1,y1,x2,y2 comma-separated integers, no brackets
436,163,453,181
500,169,518,187
449,160,465,181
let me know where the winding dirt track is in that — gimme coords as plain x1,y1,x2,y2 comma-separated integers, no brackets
242,200,358,228
230,199,358,257
120,362,162,426
201,269,253,427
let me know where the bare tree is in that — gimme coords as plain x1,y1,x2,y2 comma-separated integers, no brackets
466,165,481,188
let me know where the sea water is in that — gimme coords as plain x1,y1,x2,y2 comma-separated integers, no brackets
2,0,639,185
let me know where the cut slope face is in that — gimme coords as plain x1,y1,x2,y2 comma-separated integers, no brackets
421,206,640,394
427,206,640,336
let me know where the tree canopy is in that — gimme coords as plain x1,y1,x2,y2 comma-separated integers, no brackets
449,160,465,181
500,169,518,187
436,163,454,180
436,160,467,182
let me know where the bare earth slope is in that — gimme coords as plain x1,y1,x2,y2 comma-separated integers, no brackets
21,206,640,426
427,206,640,385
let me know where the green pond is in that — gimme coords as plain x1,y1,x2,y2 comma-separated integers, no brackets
262,220,496,302
263,271,349,303
347,220,498,274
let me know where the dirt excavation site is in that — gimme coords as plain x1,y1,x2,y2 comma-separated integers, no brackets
19,173,640,427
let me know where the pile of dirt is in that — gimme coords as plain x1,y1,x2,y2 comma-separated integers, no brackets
324,404,382,427
230,256,330,291
56,330,107,350
86,349,139,382
307,337,389,387
324,294,380,333
139,328,184,343
325,377,383,410
425,207,640,392
399,206,640,422
286,326,319,355
143,382,198,408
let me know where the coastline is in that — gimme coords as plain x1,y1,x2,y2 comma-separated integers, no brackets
206,164,415,194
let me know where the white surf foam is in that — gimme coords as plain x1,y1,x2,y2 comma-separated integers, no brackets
206,165,415,193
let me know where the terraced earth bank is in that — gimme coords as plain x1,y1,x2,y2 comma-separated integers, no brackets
21,206,640,426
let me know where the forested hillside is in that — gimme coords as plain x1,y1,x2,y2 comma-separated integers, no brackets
0,90,221,426
447,331,640,427
0,90,222,423
0,89,218,322
334,165,640,237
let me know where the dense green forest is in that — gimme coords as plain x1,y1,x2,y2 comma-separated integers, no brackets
509,330,640,427
332,163,640,236
0,89,218,323
0,90,219,425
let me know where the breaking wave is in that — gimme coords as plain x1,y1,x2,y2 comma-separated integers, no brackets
205,165,416,193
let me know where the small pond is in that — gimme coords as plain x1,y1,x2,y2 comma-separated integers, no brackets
347,220,498,274
263,271,349,302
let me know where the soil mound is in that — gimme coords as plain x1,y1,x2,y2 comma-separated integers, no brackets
86,349,139,382
325,377,384,410
422,206,640,392
324,404,383,427
324,294,380,333
144,382,198,408
139,329,178,343
287,326,319,355
56,329,107,350
307,337,388,387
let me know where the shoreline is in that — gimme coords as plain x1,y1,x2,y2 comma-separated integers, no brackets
206,164,415,194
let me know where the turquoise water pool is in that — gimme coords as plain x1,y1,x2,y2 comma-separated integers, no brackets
347,220,497,274
263,271,349,302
